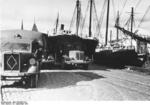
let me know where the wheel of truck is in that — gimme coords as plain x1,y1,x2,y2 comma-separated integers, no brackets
30,74,38,88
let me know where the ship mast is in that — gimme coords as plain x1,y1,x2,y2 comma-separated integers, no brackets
54,13,59,35
76,0,81,36
130,7,134,47
21,19,24,30
116,11,120,41
105,0,110,45
89,0,93,37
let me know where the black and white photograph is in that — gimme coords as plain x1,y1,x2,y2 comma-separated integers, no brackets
0,0,150,104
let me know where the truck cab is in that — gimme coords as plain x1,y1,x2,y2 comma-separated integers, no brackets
0,30,48,88
62,50,90,69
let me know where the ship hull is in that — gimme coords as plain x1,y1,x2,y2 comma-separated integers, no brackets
94,49,145,68
47,35,98,62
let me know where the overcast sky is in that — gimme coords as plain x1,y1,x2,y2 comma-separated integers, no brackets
0,0,150,36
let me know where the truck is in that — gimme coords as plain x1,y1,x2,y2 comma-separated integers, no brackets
61,50,90,70
0,30,48,88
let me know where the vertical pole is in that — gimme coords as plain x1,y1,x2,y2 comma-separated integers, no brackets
76,0,80,36
89,0,93,37
21,19,24,30
116,11,119,41
55,13,59,35
131,7,134,47
105,0,110,46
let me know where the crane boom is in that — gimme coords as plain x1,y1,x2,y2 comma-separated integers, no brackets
115,25,150,44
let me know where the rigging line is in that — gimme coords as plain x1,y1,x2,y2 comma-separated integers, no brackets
135,14,142,28
93,0,99,37
123,8,135,28
133,17,138,28
120,0,128,17
135,0,142,10
137,5,150,28
133,19,136,28
119,0,124,9
97,0,107,37
124,16,131,27
69,6,77,31
79,12,83,35
97,1,107,38
79,5,84,36
121,15,130,27
93,0,99,23
79,6,83,28
80,0,90,35
120,0,133,23
112,0,116,21
120,0,125,10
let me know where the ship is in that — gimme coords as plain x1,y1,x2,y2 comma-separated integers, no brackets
46,0,98,63
93,0,149,68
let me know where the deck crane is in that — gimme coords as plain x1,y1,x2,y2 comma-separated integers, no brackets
115,5,150,44
115,25,150,44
